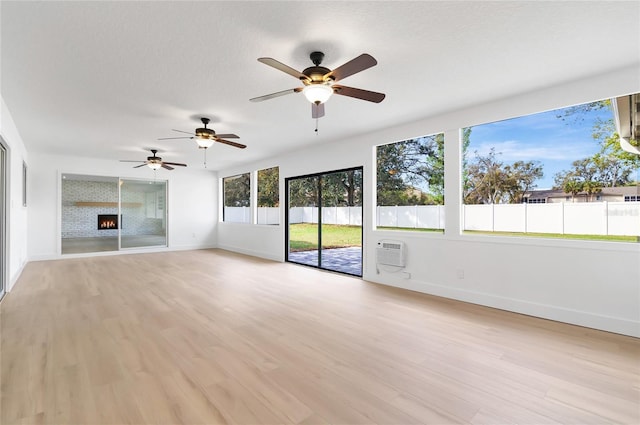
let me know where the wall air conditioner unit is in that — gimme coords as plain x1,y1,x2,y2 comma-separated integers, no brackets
376,240,405,267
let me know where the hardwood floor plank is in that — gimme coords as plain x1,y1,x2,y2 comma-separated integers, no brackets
2,249,639,425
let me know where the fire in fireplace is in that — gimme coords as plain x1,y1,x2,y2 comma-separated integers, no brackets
97,214,119,230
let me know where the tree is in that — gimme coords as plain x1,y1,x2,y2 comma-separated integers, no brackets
465,149,544,204
563,178,583,202
582,180,603,202
461,127,472,200
289,177,318,207
321,170,362,207
553,99,639,195
257,167,279,207
376,134,444,206
503,160,544,203
224,174,250,207
464,148,507,204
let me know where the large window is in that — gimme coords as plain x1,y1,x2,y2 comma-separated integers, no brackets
376,133,444,231
257,167,279,225
462,94,640,242
223,173,250,223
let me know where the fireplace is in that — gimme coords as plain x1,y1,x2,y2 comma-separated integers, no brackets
97,214,119,230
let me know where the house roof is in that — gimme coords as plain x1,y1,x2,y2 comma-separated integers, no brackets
2,1,640,171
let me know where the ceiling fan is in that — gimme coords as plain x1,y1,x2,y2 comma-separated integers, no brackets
158,117,246,150
120,149,186,170
250,51,386,118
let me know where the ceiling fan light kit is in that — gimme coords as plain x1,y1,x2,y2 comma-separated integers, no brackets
251,50,385,119
159,117,245,150
194,118,216,149
120,149,187,171
303,84,333,104
195,139,215,149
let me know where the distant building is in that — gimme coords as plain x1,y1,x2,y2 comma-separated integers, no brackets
524,186,639,203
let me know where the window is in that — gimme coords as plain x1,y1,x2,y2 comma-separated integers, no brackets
223,173,250,223
376,133,444,232
257,167,279,225
625,195,639,202
462,93,640,242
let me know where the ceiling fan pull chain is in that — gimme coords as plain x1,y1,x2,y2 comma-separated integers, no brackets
315,117,319,134
204,149,207,168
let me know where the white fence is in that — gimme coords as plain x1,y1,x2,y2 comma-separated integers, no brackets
377,205,445,229
225,202,640,236
224,206,280,224
463,202,640,236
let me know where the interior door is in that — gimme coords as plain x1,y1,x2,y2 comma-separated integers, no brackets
286,167,362,276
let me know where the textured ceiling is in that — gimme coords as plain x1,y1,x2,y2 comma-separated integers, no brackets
2,1,639,171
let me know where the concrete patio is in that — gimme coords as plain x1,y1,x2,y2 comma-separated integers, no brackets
288,246,362,276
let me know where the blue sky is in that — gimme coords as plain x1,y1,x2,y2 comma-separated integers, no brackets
466,105,613,189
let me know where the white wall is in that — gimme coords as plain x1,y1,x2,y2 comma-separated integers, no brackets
27,152,218,261
217,65,640,337
0,97,29,291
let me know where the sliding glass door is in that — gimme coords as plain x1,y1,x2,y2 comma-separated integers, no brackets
0,141,6,298
287,175,320,267
61,174,167,254
120,179,167,249
286,167,362,276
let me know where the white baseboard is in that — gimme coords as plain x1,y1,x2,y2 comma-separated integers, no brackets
28,244,218,262
7,260,27,292
364,273,640,338
217,244,283,262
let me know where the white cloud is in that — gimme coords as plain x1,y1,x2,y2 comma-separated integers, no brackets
471,140,594,162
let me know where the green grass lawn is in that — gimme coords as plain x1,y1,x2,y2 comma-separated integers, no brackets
463,230,639,242
376,226,637,242
289,223,637,250
377,226,444,233
289,223,362,251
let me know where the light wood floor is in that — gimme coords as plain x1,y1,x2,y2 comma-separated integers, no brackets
1,249,639,424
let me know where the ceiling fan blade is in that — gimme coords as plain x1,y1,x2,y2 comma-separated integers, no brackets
161,164,175,170
214,134,239,139
215,138,247,149
158,136,194,140
133,163,147,168
171,129,194,135
332,85,386,103
258,57,310,81
325,54,377,82
312,103,325,118
162,162,187,167
250,88,301,102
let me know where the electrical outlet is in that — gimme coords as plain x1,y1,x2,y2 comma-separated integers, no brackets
456,268,465,279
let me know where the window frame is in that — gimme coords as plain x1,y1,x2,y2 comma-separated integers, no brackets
374,132,446,233
222,172,251,223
